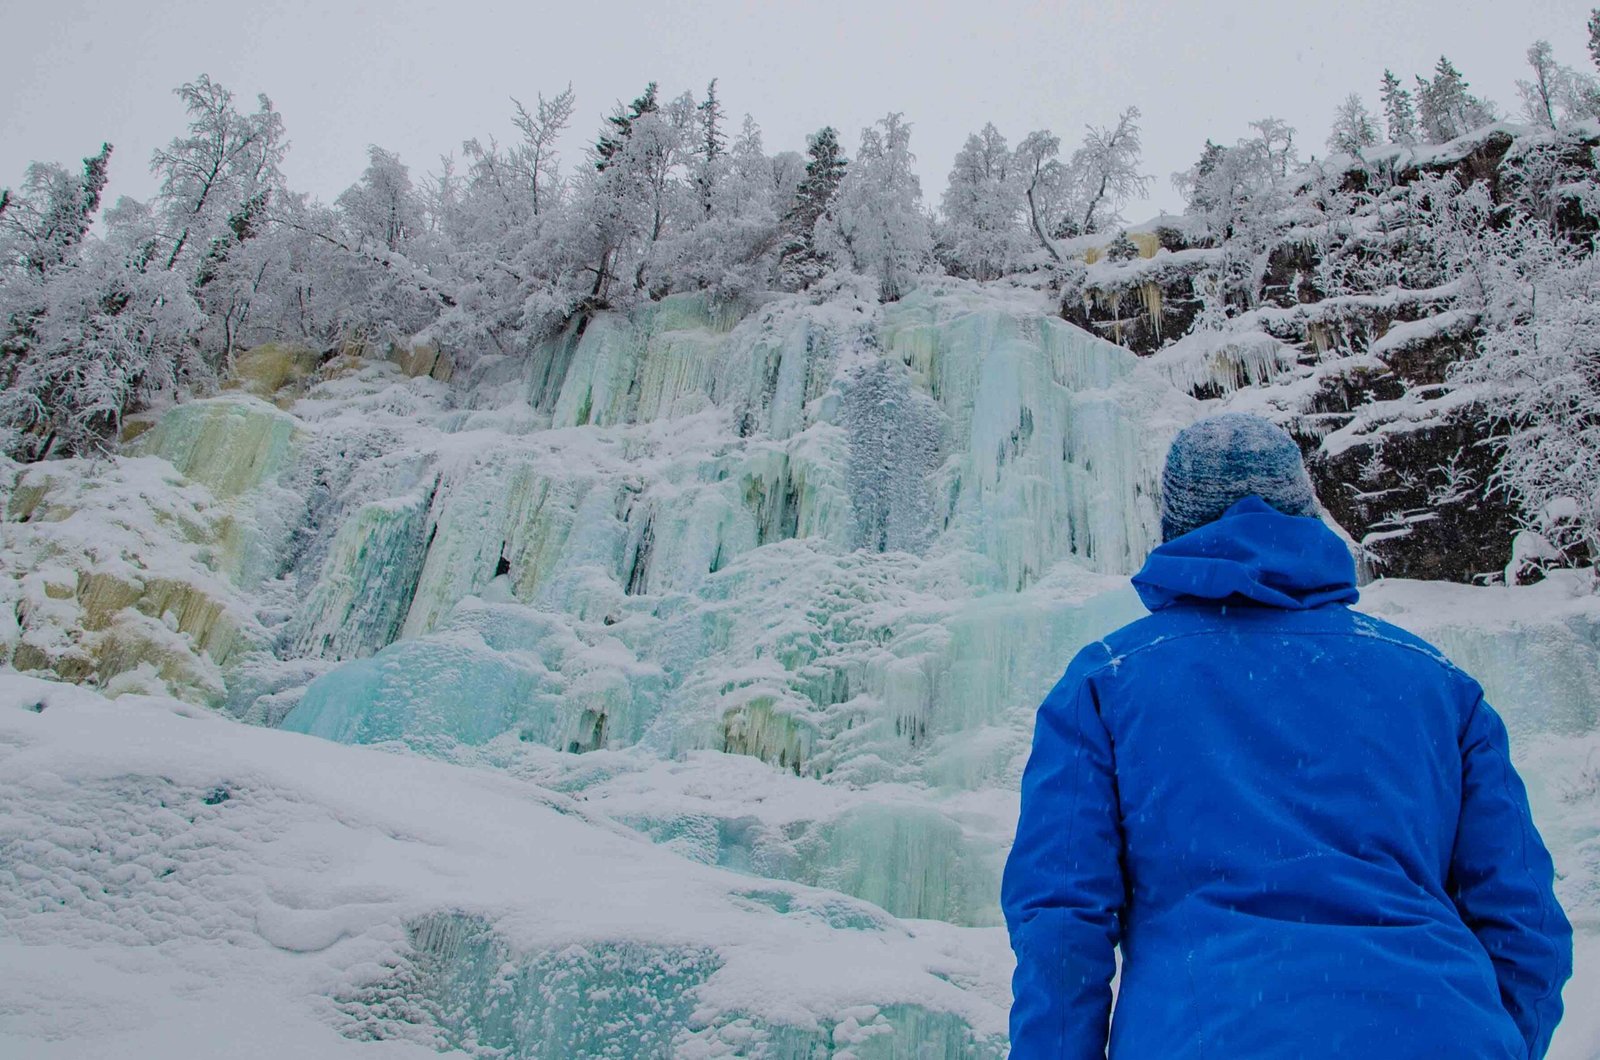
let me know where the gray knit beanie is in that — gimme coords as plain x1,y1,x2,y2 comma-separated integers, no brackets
1160,413,1319,542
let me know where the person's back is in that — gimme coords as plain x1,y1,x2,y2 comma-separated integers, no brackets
1002,415,1573,1059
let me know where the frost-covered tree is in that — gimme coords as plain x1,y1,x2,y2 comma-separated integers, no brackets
1174,120,1295,243
2,145,111,278
1178,140,1227,215
575,83,697,300
1449,208,1600,566
822,113,933,301
510,84,574,216
0,144,204,459
1590,9,1600,72
769,150,805,211
1013,109,1149,258
595,83,658,171
150,75,286,276
777,126,847,290
694,79,727,216
1414,57,1497,143
1380,70,1417,145
2,146,116,396
1016,129,1066,263
630,91,703,292
1250,117,1299,179
337,147,423,254
1521,41,1565,128
137,75,291,369
1172,119,1303,312
1067,106,1149,236
661,114,785,299
1516,41,1600,128
939,123,1024,280
1327,94,1379,156
1104,229,1140,262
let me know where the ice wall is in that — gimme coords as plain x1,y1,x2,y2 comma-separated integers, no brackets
264,284,1183,954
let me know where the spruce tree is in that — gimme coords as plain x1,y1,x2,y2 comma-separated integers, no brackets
697,79,726,163
777,126,847,288
1187,140,1227,215
1590,9,1600,72
1415,57,1493,142
1380,70,1417,144
595,82,659,171
695,79,726,216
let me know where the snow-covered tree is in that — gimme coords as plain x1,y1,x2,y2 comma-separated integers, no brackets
659,114,785,300
1380,70,1417,145
1015,129,1066,263
1449,208,1600,567
1250,117,1299,180
1,145,110,279
1516,41,1600,128
595,83,659,171
575,83,696,302
510,84,574,217
1,145,203,459
769,150,805,212
821,113,933,301
777,127,847,290
1171,119,1305,314
1174,120,1295,243
939,123,1024,280
150,75,286,277
337,147,423,254
1014,109,1149,259
1327,94,1379,156
1522,41,1565,128
1066,106,1149,236
694,79,727,216
1414,57,1497,143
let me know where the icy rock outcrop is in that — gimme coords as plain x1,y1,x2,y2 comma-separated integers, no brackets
130,395,306,588
0,454,266,703
285,598,664,753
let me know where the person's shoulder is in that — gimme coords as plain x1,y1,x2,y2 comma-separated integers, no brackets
1347,610,1489,704
1340,609,1475,680
1060,610,1195,682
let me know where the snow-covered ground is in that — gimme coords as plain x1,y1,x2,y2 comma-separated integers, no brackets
0,674,1012,1058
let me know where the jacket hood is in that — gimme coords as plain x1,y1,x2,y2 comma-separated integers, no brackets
1132,495,1358,612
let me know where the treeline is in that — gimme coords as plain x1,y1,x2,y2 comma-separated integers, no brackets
2,17,1599,471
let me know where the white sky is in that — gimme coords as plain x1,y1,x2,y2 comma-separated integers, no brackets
3,0,1596,223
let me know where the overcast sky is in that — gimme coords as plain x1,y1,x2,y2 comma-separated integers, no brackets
3,0,1596,224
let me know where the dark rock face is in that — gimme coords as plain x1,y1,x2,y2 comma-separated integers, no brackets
1060,128,1598,584
1058,229,1206,357
1307,412,1517,583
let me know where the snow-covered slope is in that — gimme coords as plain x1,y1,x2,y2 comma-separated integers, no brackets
0,675,1011,1058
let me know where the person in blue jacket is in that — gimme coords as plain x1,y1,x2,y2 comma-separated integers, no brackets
1002,413,1572,1059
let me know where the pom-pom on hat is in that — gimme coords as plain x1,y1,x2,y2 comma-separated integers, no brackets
1160,413,1319,542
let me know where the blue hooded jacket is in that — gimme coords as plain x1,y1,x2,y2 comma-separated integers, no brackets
1002,497,1572,1059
